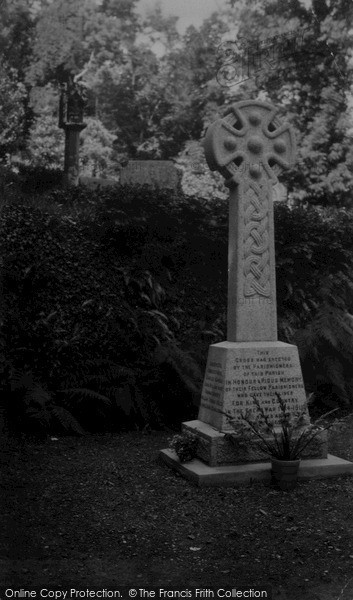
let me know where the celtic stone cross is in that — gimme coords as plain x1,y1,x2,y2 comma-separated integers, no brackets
204,100,296,342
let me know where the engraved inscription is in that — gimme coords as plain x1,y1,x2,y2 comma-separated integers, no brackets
224,350,305,424
201,361,224,411
200,349,306,427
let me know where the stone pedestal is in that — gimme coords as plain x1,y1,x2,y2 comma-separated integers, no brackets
182,420,327,467
181,340,325,467
159,450,353,487
198,340,309,431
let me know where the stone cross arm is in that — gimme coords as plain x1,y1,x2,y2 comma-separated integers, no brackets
204,100,296,188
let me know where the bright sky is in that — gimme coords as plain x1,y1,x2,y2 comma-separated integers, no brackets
136,0,227,33
136,0,313,42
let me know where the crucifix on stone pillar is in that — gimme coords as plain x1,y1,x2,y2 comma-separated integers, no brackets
59,80,87,187
204,100,296,342
192,100,309,433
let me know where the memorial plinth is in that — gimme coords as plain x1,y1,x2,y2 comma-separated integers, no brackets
198,341,309,432
160,101,353,485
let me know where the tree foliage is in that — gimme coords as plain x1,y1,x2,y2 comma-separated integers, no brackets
221,0,353,206
2,183,353,434
0,64,26,161
2,0,350,200
80,117,117,177
26,108,65,168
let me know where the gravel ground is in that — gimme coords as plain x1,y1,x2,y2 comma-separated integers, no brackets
2,418,353,600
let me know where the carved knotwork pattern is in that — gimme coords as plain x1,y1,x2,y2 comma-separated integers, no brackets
204,100,296,188
243,181,270,298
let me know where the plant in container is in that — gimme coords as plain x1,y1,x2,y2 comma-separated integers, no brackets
225,393,337,491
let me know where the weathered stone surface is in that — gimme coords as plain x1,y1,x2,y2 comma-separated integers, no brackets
159,449,353,487
120,160,181,189
182,420,327,467
204,100,296,342
198,341,309,431
63,125,86,187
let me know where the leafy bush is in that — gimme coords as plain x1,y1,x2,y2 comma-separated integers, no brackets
0,184,205,433
25,109,65,170
1,183,353,433
17,164,63,193
169,432,198,462
5,369,85,435
295,306,353,407
225,393,336,461
276,206,353,321
275,205,353,406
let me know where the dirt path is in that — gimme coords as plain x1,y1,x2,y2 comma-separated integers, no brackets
1,427,353,599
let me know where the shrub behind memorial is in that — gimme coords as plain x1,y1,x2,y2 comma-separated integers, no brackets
1,183,353,433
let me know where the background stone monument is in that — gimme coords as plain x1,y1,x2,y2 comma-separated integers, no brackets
119,160,181,190
160,100,353,484
59,80,87,187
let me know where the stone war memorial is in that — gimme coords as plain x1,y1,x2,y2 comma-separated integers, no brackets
161,100,353,485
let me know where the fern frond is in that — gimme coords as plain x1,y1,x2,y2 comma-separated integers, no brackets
10,369,34,391
79,360,136,386
24,383,51,408
114,385,134,417
295,328,313,362
51,405,86,434
132,386,150,422
312,310,339,350
321,356,349,405
61,388,112,405
26,406,50,428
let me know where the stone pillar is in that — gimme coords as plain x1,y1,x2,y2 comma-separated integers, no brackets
203,101,296,342
63,123,86,187
59,82,87,187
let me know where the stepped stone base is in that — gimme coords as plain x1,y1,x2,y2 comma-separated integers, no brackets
182,419,327,467
161,337,353,485
160,449,353,487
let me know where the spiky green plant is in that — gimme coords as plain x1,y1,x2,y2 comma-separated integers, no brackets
225,394,337,461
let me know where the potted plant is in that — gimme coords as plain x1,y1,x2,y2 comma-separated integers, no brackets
225,393,337,491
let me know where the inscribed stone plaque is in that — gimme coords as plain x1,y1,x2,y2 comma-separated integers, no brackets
198,341,310,432
120,160,180,190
